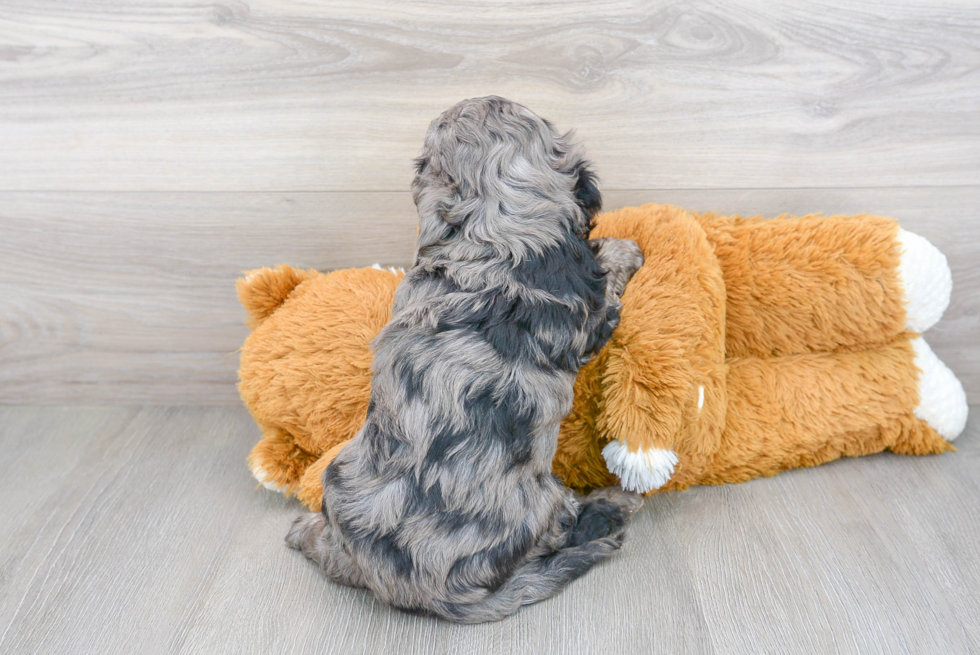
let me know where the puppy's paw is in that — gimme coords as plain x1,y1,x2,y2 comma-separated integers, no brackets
286,512,326,551
592,238,645,298
568,487,645,547
583,486,645,516
601,441,677,494
599,238,644,271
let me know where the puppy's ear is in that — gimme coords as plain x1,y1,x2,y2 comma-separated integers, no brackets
573,164,602,219
412,161,465,258
437,173,467,225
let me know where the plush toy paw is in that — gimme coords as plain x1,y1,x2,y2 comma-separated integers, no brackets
898,229,952,333
912,337,968,441
601,440,678,494
251,463,288,492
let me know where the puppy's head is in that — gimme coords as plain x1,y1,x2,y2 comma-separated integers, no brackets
412,96,601,260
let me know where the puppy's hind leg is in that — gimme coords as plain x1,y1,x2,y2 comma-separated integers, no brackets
286,512,366,589
567,486,644,547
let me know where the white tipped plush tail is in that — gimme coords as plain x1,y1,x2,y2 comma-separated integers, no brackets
898,229,952,333
911,337,968,441
602,441,678,493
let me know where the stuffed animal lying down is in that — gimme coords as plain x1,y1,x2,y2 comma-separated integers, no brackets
238,203,968,510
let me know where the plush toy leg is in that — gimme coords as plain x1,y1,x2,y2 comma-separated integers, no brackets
696,213,952,357
296,440,351,511
248,427,321,494
696,338,955,488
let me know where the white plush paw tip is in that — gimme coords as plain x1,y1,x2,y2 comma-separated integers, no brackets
602,441,678,494
371,263,405,275
251,464,287,493
898,229,952,333
912,337,969,441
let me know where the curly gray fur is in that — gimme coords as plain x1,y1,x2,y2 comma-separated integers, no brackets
287,96,644,623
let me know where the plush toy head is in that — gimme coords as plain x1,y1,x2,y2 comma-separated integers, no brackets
239,265,403,498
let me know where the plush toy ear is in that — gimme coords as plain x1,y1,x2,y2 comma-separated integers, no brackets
237,264,311,328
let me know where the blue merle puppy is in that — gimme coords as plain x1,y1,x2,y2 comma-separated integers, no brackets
287,96,645,623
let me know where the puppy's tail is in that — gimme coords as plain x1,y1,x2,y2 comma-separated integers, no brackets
429,487,642,623
434,535,624,624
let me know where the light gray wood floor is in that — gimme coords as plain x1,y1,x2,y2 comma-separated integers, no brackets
1,405,977,655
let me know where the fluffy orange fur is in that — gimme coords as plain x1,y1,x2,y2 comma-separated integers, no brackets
238,204,951,510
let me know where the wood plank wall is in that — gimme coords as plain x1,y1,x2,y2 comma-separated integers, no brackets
1,0,977,403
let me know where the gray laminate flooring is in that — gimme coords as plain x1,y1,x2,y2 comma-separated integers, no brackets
0,405,977,654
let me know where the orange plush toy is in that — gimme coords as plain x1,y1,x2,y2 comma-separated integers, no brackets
238,204,968,509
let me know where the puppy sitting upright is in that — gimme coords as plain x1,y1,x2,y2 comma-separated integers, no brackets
287,96,644,623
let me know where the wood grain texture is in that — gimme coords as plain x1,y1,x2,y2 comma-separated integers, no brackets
1,1,978,403
0,0,978,191
0,405,977,654
2,187,977,404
